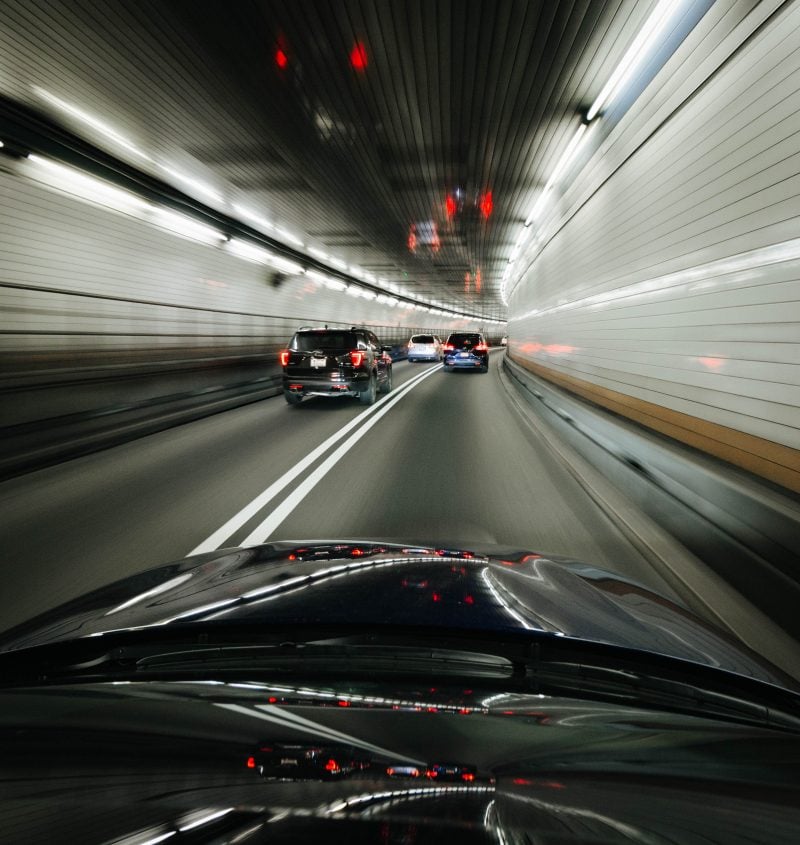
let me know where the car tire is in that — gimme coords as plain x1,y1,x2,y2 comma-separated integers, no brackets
284,390,302,405
379,366,393,394
359,373,377,405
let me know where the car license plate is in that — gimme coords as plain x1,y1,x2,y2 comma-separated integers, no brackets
458,352,469,358
310,357,326,368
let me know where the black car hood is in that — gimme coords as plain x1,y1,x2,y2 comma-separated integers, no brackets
0,540,790,688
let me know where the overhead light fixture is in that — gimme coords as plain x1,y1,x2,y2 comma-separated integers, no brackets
274,226,303,247
267,255,304,275
227,238,276,264
587,0,685,121
232,204,274,230
524,123,589,227
27,154,149,215
34,87,153,163
151,207,226,245
158,164,222,203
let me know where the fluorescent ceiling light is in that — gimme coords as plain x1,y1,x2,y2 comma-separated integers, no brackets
232,204,274,230
34,87,152,162
151,208,226,244
307,247,329,261
158,164,222,203
28,154,149,214
524,123,588,227
274,226,303,247
267,255,304,275
587,0,684,121
227,237,275,264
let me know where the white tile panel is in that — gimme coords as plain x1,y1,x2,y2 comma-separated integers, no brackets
509,0,800,458
0,167,476,357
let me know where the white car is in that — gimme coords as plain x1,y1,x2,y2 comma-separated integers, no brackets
407,334,443,362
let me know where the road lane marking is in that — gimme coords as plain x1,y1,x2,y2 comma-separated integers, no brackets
240,364,442,545
188,364,441,555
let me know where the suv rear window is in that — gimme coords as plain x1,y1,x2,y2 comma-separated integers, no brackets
447,333,482,346
291,331,358,351
411,335,435,344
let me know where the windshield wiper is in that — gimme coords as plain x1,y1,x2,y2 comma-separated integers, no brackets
1,622,799,732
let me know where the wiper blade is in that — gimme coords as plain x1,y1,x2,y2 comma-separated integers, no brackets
1,622,799,731
133,642,514,679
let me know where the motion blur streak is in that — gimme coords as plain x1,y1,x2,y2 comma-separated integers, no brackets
213,702,423,763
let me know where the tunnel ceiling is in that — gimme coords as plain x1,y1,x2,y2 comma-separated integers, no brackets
0,0,661,321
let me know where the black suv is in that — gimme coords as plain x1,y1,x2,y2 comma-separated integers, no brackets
442,332,489,373
280,326,393,406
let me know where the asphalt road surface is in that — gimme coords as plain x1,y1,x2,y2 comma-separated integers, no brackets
0,351,786,674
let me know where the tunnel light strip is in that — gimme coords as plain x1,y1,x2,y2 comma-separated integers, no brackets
504,0,690,306
27,154,150,214
524,124,588,228
29,95,493,321
273,225,304,247
34,87,153,162
587,0,685,121
515,238,800,321
151,207,226,244
157,164,222,203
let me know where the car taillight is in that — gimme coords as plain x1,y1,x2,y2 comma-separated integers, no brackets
279,350,290,367
443,344,454,351
350,350,364,367
475,343,488,352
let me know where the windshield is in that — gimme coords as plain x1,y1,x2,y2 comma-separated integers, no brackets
291,331,359,351
3,4,800,841
1,0,798,719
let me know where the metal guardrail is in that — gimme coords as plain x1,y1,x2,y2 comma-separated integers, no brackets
502,354,800,641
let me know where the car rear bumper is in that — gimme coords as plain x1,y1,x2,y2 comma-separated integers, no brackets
283,371,370,397
444,355,487,368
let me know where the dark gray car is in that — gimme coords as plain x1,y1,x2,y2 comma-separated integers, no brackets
280,327,393,405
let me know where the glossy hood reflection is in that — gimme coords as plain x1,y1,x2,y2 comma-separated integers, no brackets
0,540,790,688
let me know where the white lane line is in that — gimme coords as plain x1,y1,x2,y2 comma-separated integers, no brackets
188,364,440,555
240,364,442,546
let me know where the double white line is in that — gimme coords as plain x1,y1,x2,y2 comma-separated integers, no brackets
188,363,442,555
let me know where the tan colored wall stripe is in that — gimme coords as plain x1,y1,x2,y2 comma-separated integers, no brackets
510,355,800,495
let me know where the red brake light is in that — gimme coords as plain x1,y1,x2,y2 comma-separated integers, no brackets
246,756,256,769
475,343,488,352
325,759,340,772
279,350,290,367
350,41,368,70
443,344,454,351
350,350,364,367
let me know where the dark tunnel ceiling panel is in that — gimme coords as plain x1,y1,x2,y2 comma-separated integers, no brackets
1,0,661,319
